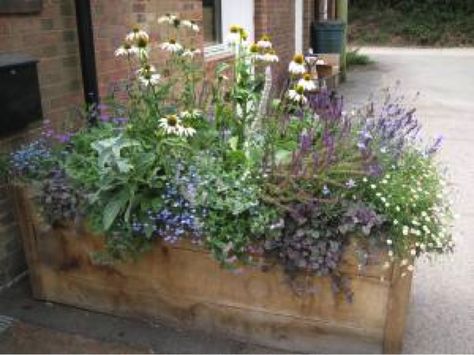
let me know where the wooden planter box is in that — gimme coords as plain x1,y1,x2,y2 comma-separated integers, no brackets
12,186,412,353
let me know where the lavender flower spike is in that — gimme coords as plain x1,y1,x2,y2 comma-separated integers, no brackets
426,134,444,156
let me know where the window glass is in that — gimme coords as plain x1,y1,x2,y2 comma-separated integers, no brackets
202,0,222,46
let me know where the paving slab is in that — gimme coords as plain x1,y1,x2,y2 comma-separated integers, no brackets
0,317,151,354
0,280,277,354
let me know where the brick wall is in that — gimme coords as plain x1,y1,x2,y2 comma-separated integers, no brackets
0,0,314,288
92,0,204,96
255,0,296,85
0,0,83,127
0,185,26,289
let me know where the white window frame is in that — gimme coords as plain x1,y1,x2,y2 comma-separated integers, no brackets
204,0,255,58
295,0,304,54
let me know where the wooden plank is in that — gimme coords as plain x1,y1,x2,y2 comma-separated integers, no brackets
12,187,412,353
10,186,44,298
383,263,413,353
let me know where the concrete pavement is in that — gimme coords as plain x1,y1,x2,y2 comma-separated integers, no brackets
339,47,474,354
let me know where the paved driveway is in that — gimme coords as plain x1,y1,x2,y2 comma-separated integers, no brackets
340,47,474,354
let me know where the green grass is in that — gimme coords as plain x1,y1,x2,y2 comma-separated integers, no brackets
349,3,474,47
346,48,372,67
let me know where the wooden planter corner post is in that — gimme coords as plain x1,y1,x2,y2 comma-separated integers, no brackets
12,186,413,354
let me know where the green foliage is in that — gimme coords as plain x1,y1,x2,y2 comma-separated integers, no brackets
349,0,474,46
346,48,372,67
359,150,453,257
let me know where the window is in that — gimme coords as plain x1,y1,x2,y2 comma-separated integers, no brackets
202,0,255,57
203,0,222,46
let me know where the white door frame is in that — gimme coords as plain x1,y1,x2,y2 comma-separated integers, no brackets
295,0,304,54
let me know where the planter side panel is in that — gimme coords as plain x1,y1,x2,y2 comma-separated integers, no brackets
12,188,413,354
30,226,388,353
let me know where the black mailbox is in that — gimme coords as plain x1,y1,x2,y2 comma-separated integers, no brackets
0,54,43,137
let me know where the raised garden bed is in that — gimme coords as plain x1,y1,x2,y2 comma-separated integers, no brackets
5,16,453,355
13,186,411,354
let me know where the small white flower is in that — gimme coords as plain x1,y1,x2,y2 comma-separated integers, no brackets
396,205,401,212
407,265,415,272
297,73,317,91
182,48,201,59
393,219,399,225
139,73,161,87
410,249,416,256
288,85,307,104
289,54,307,75
400,259,408,266
182,19,199,32
370,184,376,189
257,35,272,49
388,250,394,257
402,226,409,236
160,39,183,53
345,179,357,189
115,44,139,57
386,239,393,245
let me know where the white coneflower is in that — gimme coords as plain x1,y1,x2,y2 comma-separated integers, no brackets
125,27,149,44
159,115,182,135
160,39,183,53
289,54,306,75
158,13,177,25
139,73,161,87
180,109,203,120
288,85,307,104
136,64,156,76
182,19,199,32
182,48,201,59
178,125,196,137
257,35,272,49
257,49,279,63
297,73,317,91
115,43,138,57
226,25,243,45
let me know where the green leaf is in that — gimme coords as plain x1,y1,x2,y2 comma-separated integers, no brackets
215,62,230,75
103,189,130,231
228,136,239,151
